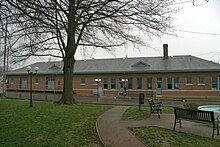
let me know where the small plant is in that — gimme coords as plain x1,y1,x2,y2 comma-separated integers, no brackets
183,103,200,110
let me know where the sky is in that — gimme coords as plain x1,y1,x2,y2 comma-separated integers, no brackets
74,0,220,63
9,0,220,69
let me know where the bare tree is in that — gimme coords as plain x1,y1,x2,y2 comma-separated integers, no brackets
2,0,177,104
193,0,209,6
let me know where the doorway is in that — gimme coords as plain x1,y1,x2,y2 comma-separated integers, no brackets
156,78,162,95
20,77,28,89
46,77,55,90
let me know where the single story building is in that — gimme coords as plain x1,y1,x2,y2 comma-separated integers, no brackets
6,44,220,98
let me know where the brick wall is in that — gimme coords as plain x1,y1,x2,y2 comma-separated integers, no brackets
6,71,220,98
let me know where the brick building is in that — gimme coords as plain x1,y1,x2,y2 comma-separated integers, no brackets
6,45,220,98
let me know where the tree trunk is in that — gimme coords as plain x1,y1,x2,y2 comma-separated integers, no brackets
58,56,76,104
58,0,76,104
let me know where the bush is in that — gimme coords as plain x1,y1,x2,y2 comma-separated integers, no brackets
183,103,200,110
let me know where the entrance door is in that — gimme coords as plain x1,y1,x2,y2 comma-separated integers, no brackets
46,78,55,90
118,80,124,96
156,78,162,95
20,77,28,89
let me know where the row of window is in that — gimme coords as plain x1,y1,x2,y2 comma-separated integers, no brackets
8,76,220,90
15,77,62,90
80,77,220,90
186,76,205,84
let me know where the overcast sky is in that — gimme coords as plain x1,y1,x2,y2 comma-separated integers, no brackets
10,0,220,69
75,0,220,63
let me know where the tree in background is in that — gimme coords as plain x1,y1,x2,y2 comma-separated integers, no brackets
1,0,177,104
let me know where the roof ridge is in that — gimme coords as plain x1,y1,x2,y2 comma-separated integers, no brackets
76,55,195,62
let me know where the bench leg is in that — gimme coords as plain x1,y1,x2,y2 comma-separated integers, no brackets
149,109,161,118
217,123,219,135
149,112,152,118
212,127,215,138
212,122,219,138
173,119,181,131
218,123,219,135
173,119,176,131
157,110,160,118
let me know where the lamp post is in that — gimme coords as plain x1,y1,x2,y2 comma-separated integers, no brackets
121,78,128,99
95,78,102,97
26,66,39,107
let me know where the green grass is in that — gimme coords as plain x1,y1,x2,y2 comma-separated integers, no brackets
127,97,220,101
155,97,220,102
0,99,111,146
124,106,220,146
122,106,173,121
129,127,220,147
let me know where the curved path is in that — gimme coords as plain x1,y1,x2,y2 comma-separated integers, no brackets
96,106,146,147
96,106,220,147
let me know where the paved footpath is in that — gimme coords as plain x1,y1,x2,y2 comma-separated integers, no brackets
96,106,220,147
96,106,146,147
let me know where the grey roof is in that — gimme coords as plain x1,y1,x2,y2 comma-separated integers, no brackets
6,55,220,75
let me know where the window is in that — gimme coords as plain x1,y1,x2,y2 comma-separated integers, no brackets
198,76,204,84
167,77,179,90
147,77,152,89
212,77,220,90
167,78,172,89
103,78,108,89
186,77,192,84
128,78,133,89
34,78,39,84
137,78,142,89
110,78,116,89
80,78,86,85
174,78,179,89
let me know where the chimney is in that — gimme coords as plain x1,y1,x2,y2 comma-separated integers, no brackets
163,44,168,60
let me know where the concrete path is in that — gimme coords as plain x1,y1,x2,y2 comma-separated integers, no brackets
96,106,220,147
96,106,146,147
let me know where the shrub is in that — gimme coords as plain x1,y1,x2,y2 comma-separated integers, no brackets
183,103,200,110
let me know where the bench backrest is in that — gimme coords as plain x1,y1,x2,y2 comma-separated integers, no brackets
173,107,215,123
148,99,154,110
148,99,152,105
148,99,162,110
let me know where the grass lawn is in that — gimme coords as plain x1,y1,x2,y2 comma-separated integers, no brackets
0,99,111,146
129,127,220,147
156,97,220,102
122,106,173,121
124,106,220,146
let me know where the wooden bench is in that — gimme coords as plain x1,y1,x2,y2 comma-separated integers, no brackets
148,99,162,118
173,107,219,138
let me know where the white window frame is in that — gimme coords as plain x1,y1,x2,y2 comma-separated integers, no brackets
212,77,220,90
80,78,86,85
167,77,179,90
198,76,205,85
